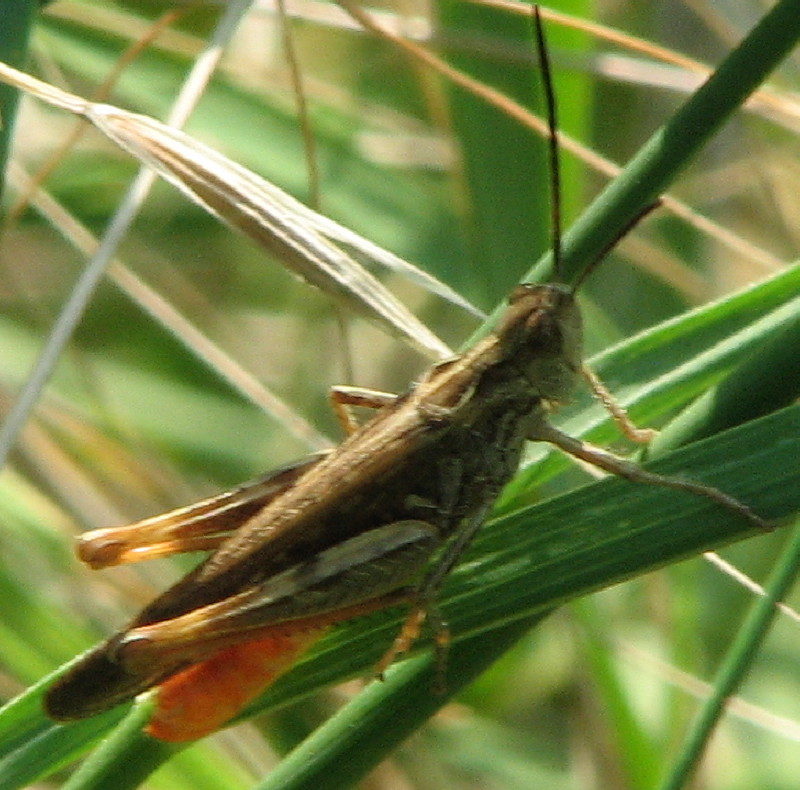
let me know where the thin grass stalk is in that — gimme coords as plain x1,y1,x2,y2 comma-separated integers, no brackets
656,522,800,790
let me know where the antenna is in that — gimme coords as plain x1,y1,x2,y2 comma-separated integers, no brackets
532,7,660,294
532,6,563,282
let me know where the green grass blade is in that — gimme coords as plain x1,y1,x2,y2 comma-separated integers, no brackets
253,619,539,790
35,403,800,790
524,0,800,288
4,271,796,786
648,305,800,454
250,405,800,790
572,597,662,787
2,3,797,788
0,677,127,790
657,523,800,790
0,0,37,194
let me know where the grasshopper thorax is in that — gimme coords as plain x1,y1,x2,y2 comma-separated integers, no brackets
494,282,583,405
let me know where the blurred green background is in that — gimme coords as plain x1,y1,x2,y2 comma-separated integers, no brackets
0,1,799,788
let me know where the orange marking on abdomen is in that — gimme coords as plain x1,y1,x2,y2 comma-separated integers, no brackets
146,627,327,742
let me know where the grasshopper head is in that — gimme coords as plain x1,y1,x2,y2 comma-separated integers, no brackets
495,282,583,404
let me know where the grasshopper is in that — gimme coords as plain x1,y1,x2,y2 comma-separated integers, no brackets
44,8,766,742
